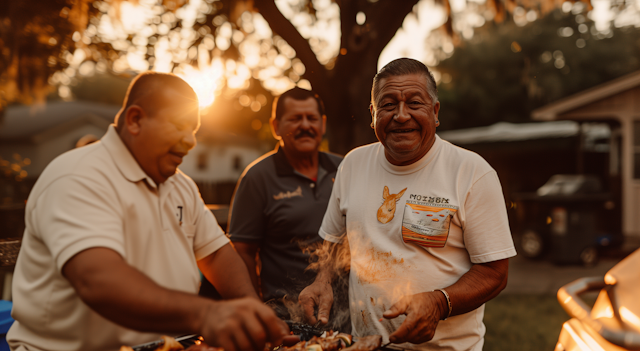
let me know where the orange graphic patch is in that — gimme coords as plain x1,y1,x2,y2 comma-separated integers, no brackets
376,186,407,224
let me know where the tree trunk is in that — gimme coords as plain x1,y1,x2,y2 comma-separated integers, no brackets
255,0,419,155
320,56,379,155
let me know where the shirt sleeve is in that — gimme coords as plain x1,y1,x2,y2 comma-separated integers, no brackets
190,182,230,261
319,163,347,243
33,175,125,273
227,168,267,243
462,171,517,263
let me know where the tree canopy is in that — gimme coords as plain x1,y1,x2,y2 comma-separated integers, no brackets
1,0,637,154
436,5,640,130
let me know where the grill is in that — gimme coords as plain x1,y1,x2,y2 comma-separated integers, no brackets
132,335,201,351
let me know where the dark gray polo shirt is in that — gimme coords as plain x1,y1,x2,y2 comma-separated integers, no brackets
228,146,342,315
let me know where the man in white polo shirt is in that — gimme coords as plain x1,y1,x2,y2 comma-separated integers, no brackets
8,72,287,351
299,58,517,350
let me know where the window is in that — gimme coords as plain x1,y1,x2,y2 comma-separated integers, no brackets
197,152,208,170
232,155,242,171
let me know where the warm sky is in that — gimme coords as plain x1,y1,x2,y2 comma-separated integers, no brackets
58,0,639,108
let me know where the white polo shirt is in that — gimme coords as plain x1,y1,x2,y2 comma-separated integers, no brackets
8,125,229,351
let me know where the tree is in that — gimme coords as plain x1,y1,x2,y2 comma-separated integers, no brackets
0,0,98,106
435,6,640,130
2,0,636,154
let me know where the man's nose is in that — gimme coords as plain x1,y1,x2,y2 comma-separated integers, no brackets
300,116,311,129
395,102,411,123
183,130,197,150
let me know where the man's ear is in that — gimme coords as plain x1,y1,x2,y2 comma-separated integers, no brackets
369,104,376,128
433,101,441,125
269,117,282,141
124,105,145,136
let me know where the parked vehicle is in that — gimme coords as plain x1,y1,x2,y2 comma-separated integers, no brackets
555,248,640,350
512,174,622,266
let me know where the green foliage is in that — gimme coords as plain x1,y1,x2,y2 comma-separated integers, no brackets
436,10,640,130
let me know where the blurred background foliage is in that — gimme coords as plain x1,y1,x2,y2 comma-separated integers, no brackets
1,0,638,154
437,6,640,130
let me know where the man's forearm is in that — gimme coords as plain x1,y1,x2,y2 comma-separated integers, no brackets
230,242,261,296
312,240,343,285
64,247,213,334
441,258,509,318
199,243,260,300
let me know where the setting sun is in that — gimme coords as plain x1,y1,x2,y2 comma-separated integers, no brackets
177,59,225,109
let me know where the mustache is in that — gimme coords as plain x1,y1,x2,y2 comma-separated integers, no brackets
294,130,316,139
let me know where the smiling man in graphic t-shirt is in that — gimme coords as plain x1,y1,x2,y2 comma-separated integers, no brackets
299,58,517,351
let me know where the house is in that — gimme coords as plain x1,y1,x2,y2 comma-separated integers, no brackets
0,101,119,180
0,100,267,207
179,131,268,204
531,70,640,239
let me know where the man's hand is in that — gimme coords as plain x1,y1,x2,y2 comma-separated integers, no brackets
382,259,509,345
298,280,334,326
199,298,288,351
382,291,447,344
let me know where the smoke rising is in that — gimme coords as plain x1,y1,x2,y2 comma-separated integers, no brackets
302,237,352,333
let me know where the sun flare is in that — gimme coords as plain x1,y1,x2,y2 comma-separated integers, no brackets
177,61,224,109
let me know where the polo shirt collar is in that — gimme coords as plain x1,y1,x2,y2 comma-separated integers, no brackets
273,144,338,177
101,125,158,188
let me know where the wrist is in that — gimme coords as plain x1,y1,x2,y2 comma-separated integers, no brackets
433,289,452,320
314,269,334,285
194,299,216,335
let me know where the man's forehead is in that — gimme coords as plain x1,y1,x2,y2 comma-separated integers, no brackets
377,75,430,100
283,96,319,113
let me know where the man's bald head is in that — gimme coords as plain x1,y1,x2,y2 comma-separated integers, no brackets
115,72,198,131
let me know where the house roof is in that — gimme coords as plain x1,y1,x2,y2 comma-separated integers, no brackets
0,101,120,142
437,121,609,145
531,70,640,121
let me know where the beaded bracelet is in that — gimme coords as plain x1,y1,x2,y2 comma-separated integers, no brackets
434,288,452,320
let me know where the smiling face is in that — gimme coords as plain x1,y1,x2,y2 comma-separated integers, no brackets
370,73,440,166
127,87,200,184
271,97,326,156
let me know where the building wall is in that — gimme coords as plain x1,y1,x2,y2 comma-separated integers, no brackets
180,142,265,204
180,142,264,183
559,86,640,237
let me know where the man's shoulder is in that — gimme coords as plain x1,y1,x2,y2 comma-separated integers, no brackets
37,143,113,185
28,143,115,203
242,150,278,177
342,142,379,162
439,138,494,171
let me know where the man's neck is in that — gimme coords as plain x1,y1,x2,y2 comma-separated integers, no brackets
282,146,320,180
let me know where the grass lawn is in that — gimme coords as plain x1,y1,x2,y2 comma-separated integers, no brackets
483,294,576,351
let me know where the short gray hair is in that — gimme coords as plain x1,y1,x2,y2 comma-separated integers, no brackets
371,58,438,106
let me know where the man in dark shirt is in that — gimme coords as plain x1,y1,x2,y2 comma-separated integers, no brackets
227,87,345,327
